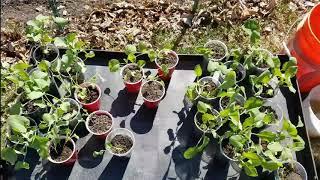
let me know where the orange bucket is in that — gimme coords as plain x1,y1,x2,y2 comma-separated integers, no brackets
288,3,320,93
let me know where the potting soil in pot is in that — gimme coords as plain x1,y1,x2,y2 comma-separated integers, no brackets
24,100,40,114
199,79,218,98
88,114,112,134
122,64,143,83
223,143,236,159
50,140,73,162
280,164,303,180
79,86,99,104
210,45,226,59
109,135,133,154
157,53,177,67
141,81,163,101
259,106,278,119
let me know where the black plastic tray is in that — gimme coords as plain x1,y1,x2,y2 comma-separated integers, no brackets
10,50,318,180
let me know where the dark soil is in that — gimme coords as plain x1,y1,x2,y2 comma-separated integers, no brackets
280,164,303,180
261,140,268,151
122,64,143,83
49,140,73,162
78,86,99,104
223,143,236,159
110,134,133,154
34,46,58,62
141,81,164,101
157,52,177,68
199,79,217,98
24,100,40,114
88,113,112,134
257,62,269,69
210,45,226,59
257,86,275,98
221,97,230,109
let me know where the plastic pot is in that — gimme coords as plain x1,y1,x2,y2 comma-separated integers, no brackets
250,48,273,75
48,137,77,166
22,100,47,124
251,80,279,100
155,50,179,80
275,161,307,180
195,76,221,104
219,138,242,172
120,63,144,93
194,109,221,136
141,80,165,109
302,84,320,137
224,61,246,83
204,40,228,62
55,98,81,128
219,94,246,112
74,83,101,112
58,58,85,84
32,44,59,63
85,110,113,139
105,128,135,157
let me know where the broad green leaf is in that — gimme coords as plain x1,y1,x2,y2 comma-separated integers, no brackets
53,17,68,27
262,161,281,172
27,91,44,100
8,101,22,115
12,62,30,71
127,53,136,63
29,136,49,158
196,136,210,151
267,142,283,152
125,45,137,55
161,64,169,76
42,113,55,126
38,60,50,71
242,152,261,166
197,101,211,114
14,161,30,170
282,118,297,137
230,135,245,149
8,115,29,133
137,60,146,67
219,71,236,90
244,19,260,31
292,135,305,151
108,59,120,72
244,97,263,110
194,64,202,77
183,147,199,159
137,41,148,53
148,49,157,62
1,148,17,165
66,33,77,43
257,131,277,142
242,161,258,177
202,113,215,122
280,148,292,161
60,102,70,112
54,37,67,47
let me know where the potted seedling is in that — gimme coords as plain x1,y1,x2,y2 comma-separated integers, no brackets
155,49,179,80
26,14,68,63
197,40,228,62
52,33,95,83
1,115,47,170
141,78,165,109
53,98,81,127
108,44,148,93
276,161,307,180
194,101,223,136
218,87,246,112
47,136,77,165
94,128,135,158
74,82,101,112
259,100,283,127
250,70,279,99
86,110,113,139
245,48,274,74
224,61,246,83
196,76,220,102
184,64,203,109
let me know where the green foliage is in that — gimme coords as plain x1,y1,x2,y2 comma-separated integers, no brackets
183,136,210,159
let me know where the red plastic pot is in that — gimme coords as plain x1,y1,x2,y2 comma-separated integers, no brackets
287,3,320,92
120,63,144,93
141,80,165,109
74,83,101,112
48,137,77,166
155,50,179,80
85,110,114,140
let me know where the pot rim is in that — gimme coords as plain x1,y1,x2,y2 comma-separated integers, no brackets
204,40,228,62
196,76,220,100
74,82,101,106
219,137,239,162
194,109,221,133
105,128,135,157
219,94,246,112
47,136,76,164
120,63,144,85
155,50,179,69
141,80,165,102
85,110,114,136
250,48,274,70
32,44,60,63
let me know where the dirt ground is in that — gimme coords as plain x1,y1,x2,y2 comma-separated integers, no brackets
1,0,320,175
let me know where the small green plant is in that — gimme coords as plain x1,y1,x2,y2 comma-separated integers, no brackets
196,40,228,61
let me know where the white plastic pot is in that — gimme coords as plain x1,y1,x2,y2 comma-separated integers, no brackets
302,84,320,137
105,128,135,157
